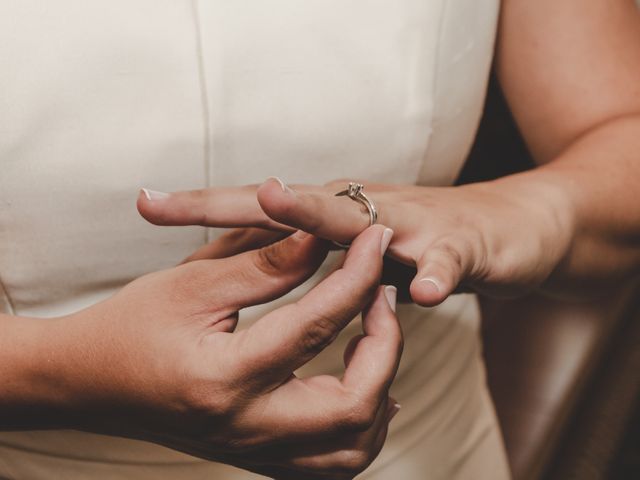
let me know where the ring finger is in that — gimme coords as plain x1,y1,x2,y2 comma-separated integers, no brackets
137,178,396,246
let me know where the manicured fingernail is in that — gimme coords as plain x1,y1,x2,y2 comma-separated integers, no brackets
419,277,441,296
388,403,401,422
380,228,394,256
267,176,291,193
141,188,169,201
384,285,397,312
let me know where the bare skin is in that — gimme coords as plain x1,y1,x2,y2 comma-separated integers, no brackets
0,226,402,479
138,0,640,306
2,1,639,479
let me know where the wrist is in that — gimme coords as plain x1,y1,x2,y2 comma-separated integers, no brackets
465,171,579,290
493,169,578,234
0,313,80,430
488,170,588,292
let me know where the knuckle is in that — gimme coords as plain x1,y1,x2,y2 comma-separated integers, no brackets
428,239,464,279
440,242,464,272
465,230,489,277
254,242,286,276
339,394,379,432
180,357,247,419
300,311,339,356
182,380,237,418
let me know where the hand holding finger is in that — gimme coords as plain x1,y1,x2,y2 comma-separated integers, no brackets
176,230,329,314
139,179,514,310
242,225,394,377
181,228,287,263
256,178,379,245
137,178,394,248
239,282,402,444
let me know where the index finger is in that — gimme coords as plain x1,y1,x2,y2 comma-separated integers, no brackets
242,225,394,379
342,285,403,398
232,286,401,444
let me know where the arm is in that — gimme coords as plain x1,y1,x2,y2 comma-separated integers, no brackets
0,226,401,479
136,1,640,305
494,0,640,289
0,314,73,429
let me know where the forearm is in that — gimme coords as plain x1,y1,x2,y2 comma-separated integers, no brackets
0,313,77,430
490,113,640,291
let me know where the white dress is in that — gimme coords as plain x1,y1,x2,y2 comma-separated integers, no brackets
0,1,511,478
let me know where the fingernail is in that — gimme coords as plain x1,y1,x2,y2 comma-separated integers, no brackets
388,403,401,422
380,228,394,256
267,176,291,193
384,285,397,312
141,188,169,201
419,277,441,296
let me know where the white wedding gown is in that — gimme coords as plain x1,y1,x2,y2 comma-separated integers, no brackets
0,1,510,478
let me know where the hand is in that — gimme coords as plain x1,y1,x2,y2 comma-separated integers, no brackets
37,225,401,479
137,176,575,306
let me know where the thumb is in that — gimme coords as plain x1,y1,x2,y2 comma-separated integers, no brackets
409,239,475,307
179,231,330,312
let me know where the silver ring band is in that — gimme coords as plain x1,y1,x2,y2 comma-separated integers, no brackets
333,182,378,248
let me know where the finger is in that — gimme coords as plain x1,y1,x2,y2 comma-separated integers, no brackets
244,225,394,375
342,285,403,400
255,288,402,446
285,408,389,478
381,258,417,303
137,185,288,230
343,334,365,367
409,237,476,307
252,397,392,478
177,230,329,313
257,178,397,246
181,228,287,263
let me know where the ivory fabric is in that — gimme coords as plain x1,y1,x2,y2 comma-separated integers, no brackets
0,1,510,479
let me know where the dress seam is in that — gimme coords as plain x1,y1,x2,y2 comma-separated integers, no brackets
190,0,213,244
416,0,449,186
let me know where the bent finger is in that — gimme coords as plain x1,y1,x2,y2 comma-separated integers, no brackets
257,177,397,246
409,237,477,306
179,231,329,312
181,228,287,263
251,397,393,477
342,285,403,399
244,225,393,375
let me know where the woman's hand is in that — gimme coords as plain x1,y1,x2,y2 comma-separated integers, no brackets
138,175,575,306
2,225,401,479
